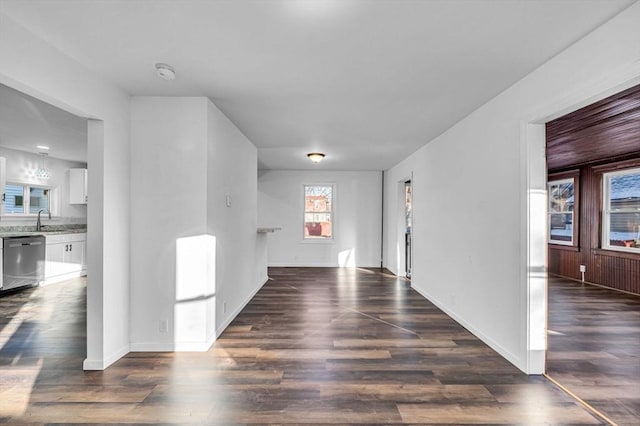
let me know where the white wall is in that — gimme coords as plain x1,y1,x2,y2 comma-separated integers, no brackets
383,3,640,374
258,170,382,267
0,13,131,369
130,97,209,350
205,99,262,336
0,146,87,226
129,97,265,350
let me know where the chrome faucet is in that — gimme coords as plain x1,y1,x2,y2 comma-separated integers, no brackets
36,209,51,231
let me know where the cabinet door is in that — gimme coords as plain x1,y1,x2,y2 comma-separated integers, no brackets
45,242,66,278
69,168,87,204
66,241,85,273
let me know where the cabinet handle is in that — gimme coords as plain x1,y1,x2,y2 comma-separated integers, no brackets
69,244,72,252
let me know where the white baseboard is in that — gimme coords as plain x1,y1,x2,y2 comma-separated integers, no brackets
267,263,382,268
83,343,129,370
411,284,526,373
216,276,268,337
130,339,216,352
129,342,175,352
43,270,87,286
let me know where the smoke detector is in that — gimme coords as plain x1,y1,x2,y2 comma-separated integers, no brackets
155,63,176,81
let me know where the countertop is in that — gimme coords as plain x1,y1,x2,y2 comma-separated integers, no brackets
0,225,87,238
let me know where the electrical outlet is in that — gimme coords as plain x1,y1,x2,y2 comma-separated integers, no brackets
223,301,227,314
579,265,586,273
159,319,169,333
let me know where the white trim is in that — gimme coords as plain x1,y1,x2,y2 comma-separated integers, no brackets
519,63,640,375
412,284,524,371
267,262,382,268
602,167,640,254
130,337,216,352
520,122,547,375
3,181,59,217
83,343,130,371
302,183,335,242
216,275,269,337
42,270,87,286
547,177,575,246
129,342,174,352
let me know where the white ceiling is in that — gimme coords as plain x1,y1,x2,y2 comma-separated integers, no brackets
0,0,635,170
0,82,87,163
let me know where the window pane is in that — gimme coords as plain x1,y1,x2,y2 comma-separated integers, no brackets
29,187,50,214
304,185,333,239
548,179,575,245
305,185,332,212
549,182,574,213
605,170,640,249
608,212,640,248
5,184,25,214
549,213,573,242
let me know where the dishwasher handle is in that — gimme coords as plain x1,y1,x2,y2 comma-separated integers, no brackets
8,241,44,248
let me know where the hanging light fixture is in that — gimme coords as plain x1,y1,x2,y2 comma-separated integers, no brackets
37,152,50,179
307,152,325,163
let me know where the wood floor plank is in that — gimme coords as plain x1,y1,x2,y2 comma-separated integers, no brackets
547,275,640,425
0,269,618,424
397,402,602,424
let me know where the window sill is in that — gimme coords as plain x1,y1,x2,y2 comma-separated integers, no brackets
593,248,640,260
301,238,335,244
1,215,60,220
549,244,579,252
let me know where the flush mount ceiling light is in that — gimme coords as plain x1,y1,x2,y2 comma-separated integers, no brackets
155,63,176,81
307,152,325,163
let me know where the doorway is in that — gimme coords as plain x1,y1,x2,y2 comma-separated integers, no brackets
404,180,412,279
544,84,640,425
396,177,412,279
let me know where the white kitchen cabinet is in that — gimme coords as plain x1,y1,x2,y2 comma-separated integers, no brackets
45,233,86,283
69,168,88,204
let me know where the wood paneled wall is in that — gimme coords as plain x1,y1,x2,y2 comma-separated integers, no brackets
547,85,640,295
547,84,640,171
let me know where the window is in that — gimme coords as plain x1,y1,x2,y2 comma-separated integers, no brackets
304,184,333,240
602,167,640,253
4,183,51,216
548,178,576,246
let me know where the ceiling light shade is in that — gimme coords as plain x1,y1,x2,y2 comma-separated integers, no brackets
307,152,325,163
155,63,176,80
37,152,50,179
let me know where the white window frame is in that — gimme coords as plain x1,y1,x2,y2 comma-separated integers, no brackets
547,177,575,246
3,181,59,218
302,183,335,243
602,167,640,254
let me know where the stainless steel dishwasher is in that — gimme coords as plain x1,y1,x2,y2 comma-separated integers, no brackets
2,235,46,292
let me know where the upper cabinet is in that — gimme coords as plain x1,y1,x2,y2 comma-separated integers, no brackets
69,168,87,204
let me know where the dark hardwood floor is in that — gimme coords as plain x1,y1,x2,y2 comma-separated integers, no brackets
0,268,613,424
547,275,640,426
